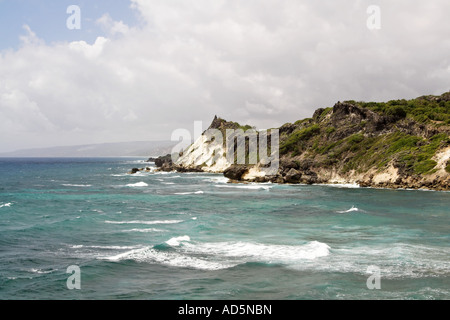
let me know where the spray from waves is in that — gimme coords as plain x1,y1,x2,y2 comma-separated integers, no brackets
104,220,183,225
337,206,361,213
174,191,204,195
99,237,330,270
100,246,233,270
166,236,191,246
181,240,330,262
204,176,229,184
0,202,12,208
126,182,148,187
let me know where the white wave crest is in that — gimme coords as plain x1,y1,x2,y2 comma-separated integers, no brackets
166,235,191,246
337,206,360,213
122,228,164,233
126,182,148,187
29,268,54,274
205,176,229,184
62,184,92,187
181,240,330,262
70,245,141,250
0,202,12,208
214,185,271,190
104,220,183,225
99,247,232,270
321,183,360,188
99,239,330,271
174,191,204,195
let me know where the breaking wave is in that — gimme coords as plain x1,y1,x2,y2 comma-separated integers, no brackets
174,191,204,195
99,237,330,271
337,206,361,213
126,182,148,187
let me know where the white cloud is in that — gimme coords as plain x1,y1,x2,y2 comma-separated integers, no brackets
0,0,449,152
96,13,130,36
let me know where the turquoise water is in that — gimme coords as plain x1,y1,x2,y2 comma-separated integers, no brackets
0,157,448,300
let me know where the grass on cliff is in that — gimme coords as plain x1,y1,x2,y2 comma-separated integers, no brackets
332,132,449,175
280,124,320,155
282,124,449,175
346,94,450,124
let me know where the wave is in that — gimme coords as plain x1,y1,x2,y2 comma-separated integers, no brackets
122,228,164,233
214,185,271,190
311,243,450,279
0,202,12,208
321,183,360,189
104,219,183,225
99,238,330,271
29,268,54,274
166,236,191,246
62,184,92,187
126,182,148,187
337,206,361,213
69,245,141,250
174,191,204,195
100,247,233,270
181,240,330,262
204,176,229,184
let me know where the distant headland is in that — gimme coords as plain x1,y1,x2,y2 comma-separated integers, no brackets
140,92,450,191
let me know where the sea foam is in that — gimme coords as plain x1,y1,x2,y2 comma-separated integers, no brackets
174,191,204,195
126,182,148,187
62,184,92,187
105,219,183,225
214,185,271,190
181,240,330,262
0,202,12,208
99,239,330,271
166,235,191,246
337,206,361,213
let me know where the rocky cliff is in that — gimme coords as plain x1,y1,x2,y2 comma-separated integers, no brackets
153,92,450,191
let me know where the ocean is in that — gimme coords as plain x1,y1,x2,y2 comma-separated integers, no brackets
0,157,448,300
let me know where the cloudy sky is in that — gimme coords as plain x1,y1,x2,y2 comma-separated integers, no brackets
0,0,449,152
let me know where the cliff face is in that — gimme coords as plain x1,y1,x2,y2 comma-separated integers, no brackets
156,92,450,190
156,116,252,173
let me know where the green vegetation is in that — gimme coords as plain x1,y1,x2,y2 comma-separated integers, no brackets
294,118,312,126
280,124,320,154
446,160,450,173
318,108,332,121
333,132,448,175
351,94,450,124
325,127,336,135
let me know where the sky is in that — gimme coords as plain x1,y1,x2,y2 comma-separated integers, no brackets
0,0,449,153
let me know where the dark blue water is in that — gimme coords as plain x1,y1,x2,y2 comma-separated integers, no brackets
0,158,448,299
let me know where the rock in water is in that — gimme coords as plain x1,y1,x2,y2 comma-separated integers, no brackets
224,165,249,180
